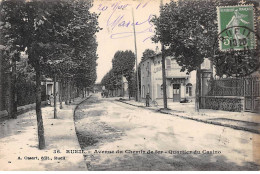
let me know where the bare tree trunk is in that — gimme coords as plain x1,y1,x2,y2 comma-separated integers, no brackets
0,53,3,111
59,79,63,109
69,81,71,104
53,75,57,119
121,81,124,97
13,60,17,118
195,66,201,112
128,80,130,100
7,59,17,119
7,71,13,118
161,44,168,109
65,78,68,105
35,67,45,149
77,87,79,98
72,83,75,102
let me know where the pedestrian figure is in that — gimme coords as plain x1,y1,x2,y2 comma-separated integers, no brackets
50,93,54,106
146,93,151,107
47,95,51,105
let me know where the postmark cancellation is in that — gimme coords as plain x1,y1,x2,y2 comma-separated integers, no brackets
217,5,257,51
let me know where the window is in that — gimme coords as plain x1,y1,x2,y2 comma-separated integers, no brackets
186,83,192,96
166,59,171,69
147,62,150,77
148,84,150,93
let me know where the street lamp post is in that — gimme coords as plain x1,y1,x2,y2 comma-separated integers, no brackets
132,8,140,102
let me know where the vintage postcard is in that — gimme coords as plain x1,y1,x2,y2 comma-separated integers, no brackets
0,0,260,171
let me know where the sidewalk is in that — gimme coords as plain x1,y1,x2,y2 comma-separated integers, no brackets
117,99,260,134
0,97,90,171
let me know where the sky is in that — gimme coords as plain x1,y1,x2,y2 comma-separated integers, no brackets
91,0,171,83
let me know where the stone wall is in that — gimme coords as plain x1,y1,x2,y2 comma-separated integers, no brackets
200,96,244,112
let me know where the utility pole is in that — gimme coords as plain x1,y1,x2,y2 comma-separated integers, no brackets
132,8,140,101
160,0,168,109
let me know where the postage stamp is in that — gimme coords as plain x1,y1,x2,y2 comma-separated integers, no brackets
217,5,256,51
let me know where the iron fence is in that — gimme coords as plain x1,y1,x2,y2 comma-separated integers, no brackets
207,76,260,97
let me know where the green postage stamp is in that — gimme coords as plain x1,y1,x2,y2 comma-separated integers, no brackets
217,5,256,51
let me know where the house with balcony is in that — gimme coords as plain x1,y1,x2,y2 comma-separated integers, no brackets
140,53,196,102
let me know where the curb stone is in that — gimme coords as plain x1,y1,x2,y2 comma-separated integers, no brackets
117,100,260,135
73,95,92,122
73,95,92,169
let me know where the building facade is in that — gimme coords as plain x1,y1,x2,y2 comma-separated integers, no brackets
140,54,196,102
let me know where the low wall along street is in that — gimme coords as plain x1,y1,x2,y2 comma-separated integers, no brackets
201,96,244,112
0,101,48,120
200,76,260,113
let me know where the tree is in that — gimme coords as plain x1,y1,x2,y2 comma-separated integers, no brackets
152,0,259,111
128,71,139,99
67,0,100,98
24,0,99,149
101,50,136,98
1,0,100,150
152,0,218,111
112,50,135,80
0,0,27,118
24,0,77,149
141,49,156,62
101,69,121,94
112,50,135,96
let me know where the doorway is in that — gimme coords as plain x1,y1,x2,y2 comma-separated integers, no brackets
173,84,180,102
47,84,53,95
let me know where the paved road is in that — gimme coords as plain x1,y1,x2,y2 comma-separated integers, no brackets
74,94,260,171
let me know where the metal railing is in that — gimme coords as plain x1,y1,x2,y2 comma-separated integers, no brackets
207,76,260,97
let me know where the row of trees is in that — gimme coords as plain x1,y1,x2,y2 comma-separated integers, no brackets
0,0,100,149
101,50,136,98
152,0,260,110
101,49,156,99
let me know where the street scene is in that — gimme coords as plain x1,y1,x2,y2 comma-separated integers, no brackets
0,0,260,171
74,94,259,170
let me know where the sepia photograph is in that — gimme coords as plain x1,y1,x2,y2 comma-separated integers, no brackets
0,0,259,171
